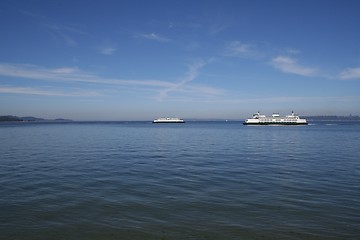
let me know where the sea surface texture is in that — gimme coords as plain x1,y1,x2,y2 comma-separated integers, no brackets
1,121,360,239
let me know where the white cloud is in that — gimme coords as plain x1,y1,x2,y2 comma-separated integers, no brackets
208,24,227,35
156,59,221,101
286,48,300,54
271,56,317,76
339,67,360,80
224,41,264,59
0,63,173,88
98,47,117,55
18,9,47,20
0,86,100,97
226,41,253,55
51,67,79,74
193,95,360,105
138,33,172,42
43,23,87,46
0,63,223,99
18,9,87,46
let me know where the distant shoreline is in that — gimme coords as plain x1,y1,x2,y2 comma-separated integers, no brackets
1,115,360,122
303,115,360,121
0,115,73,122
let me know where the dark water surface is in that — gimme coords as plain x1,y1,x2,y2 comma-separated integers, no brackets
1,121,360,239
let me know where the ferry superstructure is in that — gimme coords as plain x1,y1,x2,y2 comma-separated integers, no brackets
243,112,308,125
153,117,185,123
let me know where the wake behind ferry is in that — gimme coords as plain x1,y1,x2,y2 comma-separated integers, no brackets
243,111,308,125
153,117,185,123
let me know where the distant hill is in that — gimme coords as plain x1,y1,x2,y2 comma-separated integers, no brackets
20,116,46,121
304,115,360,121
0,115,72,122
0,115,23,122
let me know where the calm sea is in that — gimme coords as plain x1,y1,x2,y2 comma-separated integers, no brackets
1,121,360,240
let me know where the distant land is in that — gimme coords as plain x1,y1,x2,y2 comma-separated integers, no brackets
188,115,360,121
1,115,360,122
303,115,360,121
0,115,73,122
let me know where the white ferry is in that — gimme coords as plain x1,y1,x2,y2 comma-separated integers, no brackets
153,117,185,123
243,111,308,125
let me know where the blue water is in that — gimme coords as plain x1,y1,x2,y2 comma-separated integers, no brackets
1,121,360,239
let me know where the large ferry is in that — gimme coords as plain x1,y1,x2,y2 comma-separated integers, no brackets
153,117,185,123
243,111,308,125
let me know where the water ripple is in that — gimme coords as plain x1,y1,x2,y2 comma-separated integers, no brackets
1,122,360,239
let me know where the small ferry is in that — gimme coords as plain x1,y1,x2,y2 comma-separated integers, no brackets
153,117,185,123
243,111,308,125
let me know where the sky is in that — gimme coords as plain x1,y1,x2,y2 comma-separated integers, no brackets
1,0,360,120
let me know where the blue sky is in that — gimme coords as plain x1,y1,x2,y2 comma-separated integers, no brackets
1,0,360,120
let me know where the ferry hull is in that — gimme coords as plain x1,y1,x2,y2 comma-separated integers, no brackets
243,122,308,125
153,121,185,123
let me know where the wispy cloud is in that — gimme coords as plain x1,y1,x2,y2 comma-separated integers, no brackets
0,86,100,97
18,8,86,46
226,41,253,55
138,33,172,42
188,95,360,105
0,63,173,88
43,23,86,46
156,59,220,101
286,48,300,55
51,67,79,74
224,41,263,59
98,46,117,55
339,67,360,80
0,63,223,99
18,9,47,20
208,24,227,35
271,56,317,76
43,23,86,35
